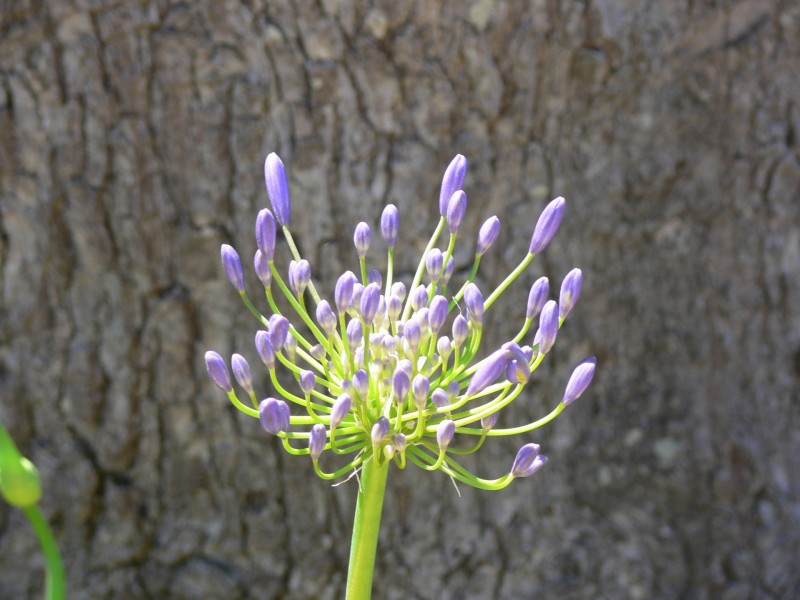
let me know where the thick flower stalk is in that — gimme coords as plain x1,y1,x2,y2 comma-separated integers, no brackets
205,152,596,598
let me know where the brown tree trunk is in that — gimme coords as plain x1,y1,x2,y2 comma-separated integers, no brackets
1,0,798,598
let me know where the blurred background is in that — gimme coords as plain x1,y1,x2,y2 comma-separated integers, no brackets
1,1,798,598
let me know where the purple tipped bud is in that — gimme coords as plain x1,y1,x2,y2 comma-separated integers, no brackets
563,356,597,406
446,190,467,233
431,388,449,408
316,300,337,336
391,433,407,452
452,314,469,348
269,315,290,351
410,285,429,311
439,154,468,216
255,208,277,260
255,330,275,369
425,248,444,282
502,341,527,364
505,359,531,385
403,319,421,352
310,344,325,361
437,336,453,361
437,420,456,452
526,277,549,319
481,411,499,432
529,196,565,254
381,204,399,247
521,345,533,362
346,318,363,351
397,359,413,376
476,216,501,255
442,256,455,286
353,369,369,400
368,269,383,289
537,300,559,355
447,380,461,400
331,393,351,428
264,153,290,226
205,351,233,392
412,374,430,408
335,271,357,313
510,443,542,477
387,296,402,323
299,370,316,395
558,268,583,321
288,259,311,297
466,348,508,396
371,416,390,445
350,284,364,315
309,424,326,461
392,368,410,404
360,283,381,324
220,244,245,293
391,282,407,301
259,397,290,434
428,295,448,333
284,331,297,361
231,353,254,394
463,283,484,327
254,250,273,287
354,222,372,257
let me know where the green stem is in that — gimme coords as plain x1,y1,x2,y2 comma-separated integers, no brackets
345,458,390,600
22,505,65,600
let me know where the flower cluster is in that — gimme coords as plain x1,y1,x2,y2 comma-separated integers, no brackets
205,153,596,490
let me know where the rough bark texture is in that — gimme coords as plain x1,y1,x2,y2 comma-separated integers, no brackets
1,0,799,598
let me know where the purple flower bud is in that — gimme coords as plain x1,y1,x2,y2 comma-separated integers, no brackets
439,154,468,216
381,204,399,247
505,359,531,385
392,368,410,404
476,216,500,255
526,276,549,319
354,222,371,257
220,244,245,293
368,269,383,290
466,348,508,396
255,208,276,260
452,314,469,348
259,397,290,434
437,336,453,361
264,153,290,226
331,393,351,428
231,353,254,394
254,250,272,287
510,443,541,477
520,454,548,477
309,423,326,461
428,295,448,333
403,319,421,352
300,370,316,395
447,380,461,400
442,256,455,286
537,300,558,355
529,196,565,255
481,411,499,432
463,283,484,327
412,374,430,408
397,358,413,377
284,331,297,361
390,282,406,301
350,284,364,315
410,285,429,311
446,190,467,233
335,271,357,313
310,344,325,361
316,300,337,336
431,388,449,408
502,341,528,364
288,259,311,297
391,433,407,452
360,282,381,324
371,416,390,445
386,296,402,323
559,268,583,321
255,330,275,369
437,419,455,452
346,318,363,351
521,345,533,362
353,369,369,400
563,356,596,406
425,248,444,282
205,351,233,392
269,315,290,351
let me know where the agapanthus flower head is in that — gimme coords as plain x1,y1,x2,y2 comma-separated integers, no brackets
206,153,595,491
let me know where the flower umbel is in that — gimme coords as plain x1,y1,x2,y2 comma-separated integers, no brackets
206,153,596,492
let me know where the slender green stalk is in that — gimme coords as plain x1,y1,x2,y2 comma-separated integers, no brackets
345,458,390,600
22,505,65,600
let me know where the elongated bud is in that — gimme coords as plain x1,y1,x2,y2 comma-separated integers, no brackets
255,208,276,260
425,248,444,281
220,244,245,292
442,256,454,286
466,348,508,396
259,398,290,434
309,424,326,461
431,388,449,408
350,284,364,316
371,416,390,445
476,216,500,255
391,433,407,453
254,250,272,287
205,351,233,392
255,330,275,369
0,456,42,508
481,411,499,433
397,358,413,376
463,283,484,327
288,259,311,297
446,190,467,233
392,368,410,404
310,344,325,361
537,300,558,355
360,282,381,324
231,353,254,394
403,319,421,352
381,204,399,246
269,315,290,351
300,370,316,395
559,268,583,321
439,154,468,216
529,196,565,254
447,380,461,400
452,314,469,348
316,300,337,336
505,359,530,385
437,420,455,452
331,393,351,428
353,369,369,400
354,222,371,257
387,295,402,323
346,318,363,351
264,153,290,226
526,276,549,319
335,271,357,313
437,336,452,363
284,331,297,362
412,374,430,408
410,285,428,312
510,443,542,477
428,295,448,333
391,282,406,301
563,356,596,406
368,269,383,289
